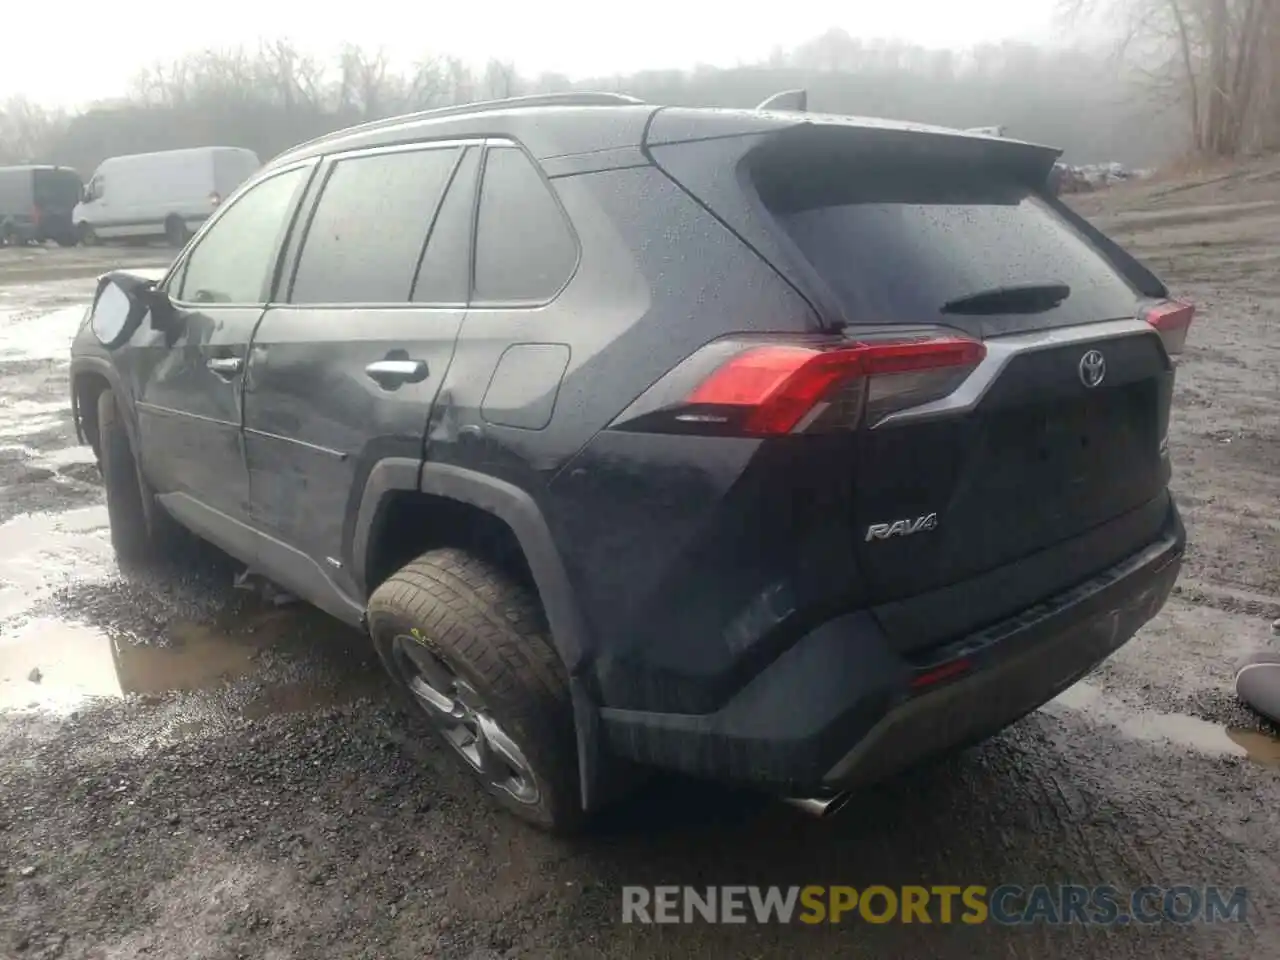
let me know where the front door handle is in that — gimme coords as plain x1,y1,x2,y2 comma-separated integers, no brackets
207,357,243,378
365,359,428,389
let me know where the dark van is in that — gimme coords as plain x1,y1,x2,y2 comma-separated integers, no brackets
0,165,83,247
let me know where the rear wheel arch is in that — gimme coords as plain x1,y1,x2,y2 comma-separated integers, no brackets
353,460,588,672
353,459,611,811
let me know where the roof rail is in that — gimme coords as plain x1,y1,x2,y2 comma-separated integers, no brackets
277,92,646,160
756,89,807,112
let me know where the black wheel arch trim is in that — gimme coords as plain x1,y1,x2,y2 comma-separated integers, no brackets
69,355,136,451
351,457,610,810
352,457,590,671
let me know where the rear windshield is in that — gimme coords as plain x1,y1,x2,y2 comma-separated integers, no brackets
33,169,83,209
755,162,1139,331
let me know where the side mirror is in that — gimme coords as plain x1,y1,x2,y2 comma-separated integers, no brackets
90,274,150,349
145,285,177,332
89,271,177,348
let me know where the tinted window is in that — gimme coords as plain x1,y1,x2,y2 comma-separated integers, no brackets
176,167,307,304
412,148,478,305
291,147,459,304
760,163,1137,330
473,147,576,303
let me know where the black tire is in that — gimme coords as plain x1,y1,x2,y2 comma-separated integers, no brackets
367,548,583,832
77,222,98,246
0,222,14,247
55,233,78,248
164,215,188,248
97,388,178,565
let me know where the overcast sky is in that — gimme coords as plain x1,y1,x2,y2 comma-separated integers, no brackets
5,0,1063,108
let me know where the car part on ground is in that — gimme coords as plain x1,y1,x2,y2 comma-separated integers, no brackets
1235,648,1280,725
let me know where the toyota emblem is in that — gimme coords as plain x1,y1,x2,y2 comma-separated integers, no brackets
1078,349,1106,388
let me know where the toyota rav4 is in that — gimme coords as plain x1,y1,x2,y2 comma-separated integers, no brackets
69,92,1192,831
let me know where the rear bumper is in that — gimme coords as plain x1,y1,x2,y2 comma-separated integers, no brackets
598,504,1184,793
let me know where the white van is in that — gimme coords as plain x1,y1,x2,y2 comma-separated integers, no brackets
73,146,261,247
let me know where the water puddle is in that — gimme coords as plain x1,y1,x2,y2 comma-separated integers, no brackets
0,304,89,362
27,445,97,469
0,608,380,715
0,506,113,617
0,399,72,445
1053,681,1280,767
0,502,384,720
1224,728,1280,764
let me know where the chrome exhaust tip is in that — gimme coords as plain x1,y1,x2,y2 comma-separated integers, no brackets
783,793,852,818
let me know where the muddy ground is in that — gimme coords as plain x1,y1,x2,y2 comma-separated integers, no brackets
0,173,1278,960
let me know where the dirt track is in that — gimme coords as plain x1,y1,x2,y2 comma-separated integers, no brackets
0,178,1278,960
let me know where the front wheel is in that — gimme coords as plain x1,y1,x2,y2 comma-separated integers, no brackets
97,388,180,565
367,548,584,832
77,222,98,246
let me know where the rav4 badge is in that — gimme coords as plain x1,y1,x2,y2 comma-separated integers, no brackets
865,513,939,542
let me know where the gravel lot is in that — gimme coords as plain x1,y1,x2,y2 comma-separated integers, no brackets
1,177,1278,960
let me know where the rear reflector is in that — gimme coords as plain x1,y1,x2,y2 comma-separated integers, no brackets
675,336,985,436
1142,299,1194,356
910,657,973,691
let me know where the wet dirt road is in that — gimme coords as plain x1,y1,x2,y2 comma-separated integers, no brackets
0,218,1278,960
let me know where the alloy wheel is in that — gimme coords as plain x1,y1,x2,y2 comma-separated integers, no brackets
391,633,539,805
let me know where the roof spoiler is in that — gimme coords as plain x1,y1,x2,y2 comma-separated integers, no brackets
756,89,807,112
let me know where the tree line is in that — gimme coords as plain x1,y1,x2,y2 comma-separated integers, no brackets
1,30,1190,177
1066,0,1280,157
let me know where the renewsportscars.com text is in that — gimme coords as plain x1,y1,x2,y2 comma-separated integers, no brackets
621,884,1248,926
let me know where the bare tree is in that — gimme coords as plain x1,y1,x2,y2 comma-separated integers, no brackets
1062,0,1280,156
407,57,448,110
0,97,62,163
24,34,1193,174
482,60,520,100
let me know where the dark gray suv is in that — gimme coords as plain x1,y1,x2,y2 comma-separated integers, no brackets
69,92,1193,831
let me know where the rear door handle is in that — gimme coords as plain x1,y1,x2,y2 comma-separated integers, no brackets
207,357,243,378
365,359,428,388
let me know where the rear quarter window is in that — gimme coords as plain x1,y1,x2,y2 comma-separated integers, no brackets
759,165,1140,332
472,146,578,305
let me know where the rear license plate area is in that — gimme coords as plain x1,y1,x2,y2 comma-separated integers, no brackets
990,383,1152,483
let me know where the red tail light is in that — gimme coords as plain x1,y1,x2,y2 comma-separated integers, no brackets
687,345,862,435
614,335,986,437
1142,299,1194,357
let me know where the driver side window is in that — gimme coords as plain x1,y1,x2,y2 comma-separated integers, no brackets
174,166,308,305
